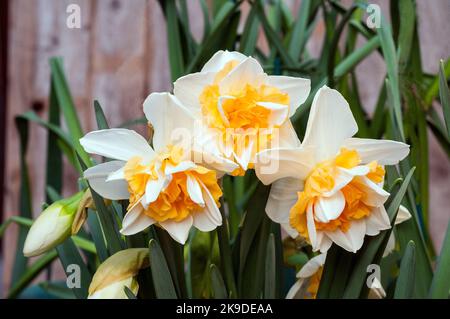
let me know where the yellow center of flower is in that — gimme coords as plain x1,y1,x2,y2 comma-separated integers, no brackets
199,60,290,175
124,145,222,223
289,148,385,239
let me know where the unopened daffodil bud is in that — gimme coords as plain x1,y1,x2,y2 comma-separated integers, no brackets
88,248,149,299
23,191,84,257
72,189,95,235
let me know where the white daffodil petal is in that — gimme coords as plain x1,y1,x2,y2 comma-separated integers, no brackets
257,101,289,126
365,205,391,236
106,167,125,181
255,147,315,185
281,222,299,239
233,140,254,171
143,93,197,152
120,203,155,236
165,161,197,175
173,72,215,112
342,138,410,165
314,191,345,223
302,86,358,162
144,177,166,205
286,278,304,299
316,232,333,253
80,129,155,162
160,216,193,245
192,183,222,232
395,205,412,225
325,220,366,253
191,146,239,175
187,175,205,206
298,253,327,278
265,178,300,224
220,57,265,93
266,75,311,116
201,50,247,73
84,161,129,200
354,176,390,207
278,120,301,148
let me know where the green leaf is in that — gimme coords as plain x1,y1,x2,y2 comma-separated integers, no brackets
239,4,259,56
264,234,276,299
124,286,138,299
7,251,58,299
429,220,450,298
45,79,63,204
94,100,110,130
378,16,405,141
394,241,416,299
49,58,91,166
238,184,270,293
148,239,178,299
39,281,76,299
217,204,238,298
397,0,416,73
164,0,184,81
288,0,311,60
10,117,32,287
425,58,450,106
86,210,109,262
210,264,228,299
439,59,450,139
56,238,92,299
254,0,296,68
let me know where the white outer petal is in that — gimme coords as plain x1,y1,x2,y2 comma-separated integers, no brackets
365,205,391,236
192,181,222,232
265,178,300,224
84,161,129,200
80,129,155,162
256,101,289,127
325,219,366,253
342,137,410,165
120,202,155,236
173,72,215,112
219,57,265,94
298,253,327,278
255,147,315,185
266,75,311,117
160,216,193,244
201,50,248,73
143,92,197,152
302,86,358,162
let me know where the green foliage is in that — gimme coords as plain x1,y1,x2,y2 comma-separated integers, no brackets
5,0,449,300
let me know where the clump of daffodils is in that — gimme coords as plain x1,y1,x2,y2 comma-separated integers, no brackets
22,50,413,299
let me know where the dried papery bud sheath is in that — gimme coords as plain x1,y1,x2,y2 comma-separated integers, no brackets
23,191,84,257
88,248,150,299
72,189,95,235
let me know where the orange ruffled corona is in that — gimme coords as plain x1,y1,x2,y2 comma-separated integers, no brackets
124,145,222,223
290,148,385,241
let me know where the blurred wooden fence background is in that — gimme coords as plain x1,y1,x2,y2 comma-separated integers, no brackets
2,0,449,292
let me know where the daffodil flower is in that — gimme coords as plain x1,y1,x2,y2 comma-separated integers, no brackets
80,93,229,244
174,50,311,175
255,86,410,253
286,252,386,299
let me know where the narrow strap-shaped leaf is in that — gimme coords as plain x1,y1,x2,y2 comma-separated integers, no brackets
239,4,259,56
429,220,450,298
56,238,92,299
45,79,63,203
439,59,450,139
164,0,184,81
394,241,416,299
264,234,276,299
148,239,178,299
86,210,109,262
49,58,91,166
397,0,416,74
288,0,311,60
7,251,57,299
210,264,228,299
124,286,137,299
317,245,340,298
94,100,110,130
10,117,32,287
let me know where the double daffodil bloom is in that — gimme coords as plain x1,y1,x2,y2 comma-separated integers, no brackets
174,50,310,175
255,86,410,253
286,206,411,299
88,248,149,299
80,93,230,244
